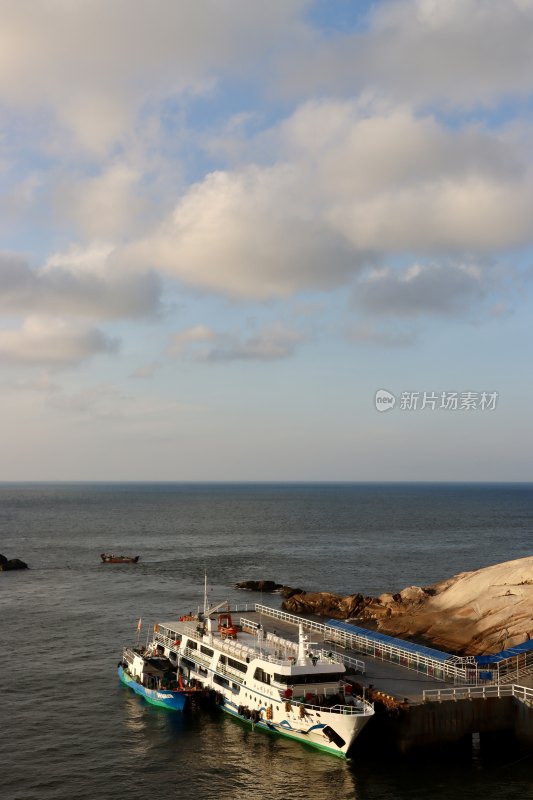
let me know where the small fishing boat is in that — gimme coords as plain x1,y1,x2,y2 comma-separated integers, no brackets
118,648,188,711
100,553,139,564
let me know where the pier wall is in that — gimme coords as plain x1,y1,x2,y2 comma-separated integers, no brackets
358,696,531,756
514,696,533,749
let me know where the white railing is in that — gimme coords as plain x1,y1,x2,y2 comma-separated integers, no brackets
159,604,528,690
182,646,212,667
285,699,374,716
256,605,329,634
254,604,519,686
330,651,365,674
423,684,533,705
240,617,261,633
155,632,178,650
204,603,256,614
215,662,246,682
255,604,455,681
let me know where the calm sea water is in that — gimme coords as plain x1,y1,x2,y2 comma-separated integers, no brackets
1,482,532,800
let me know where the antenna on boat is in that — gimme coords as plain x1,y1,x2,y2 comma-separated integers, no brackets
203,570,208,618
259,586,263,652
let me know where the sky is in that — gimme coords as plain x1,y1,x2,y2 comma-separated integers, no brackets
0,0,532,481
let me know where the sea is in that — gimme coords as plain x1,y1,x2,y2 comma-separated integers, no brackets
1,482,532,800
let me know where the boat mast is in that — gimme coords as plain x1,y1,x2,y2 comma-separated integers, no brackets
203,571,208,617
297,623,308,665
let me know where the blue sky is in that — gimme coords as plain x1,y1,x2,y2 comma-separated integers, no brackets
0,0,532,481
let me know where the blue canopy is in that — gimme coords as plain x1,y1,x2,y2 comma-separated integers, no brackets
325,619,452,663
474,639,533,665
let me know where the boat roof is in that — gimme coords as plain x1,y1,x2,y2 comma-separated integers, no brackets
157,618,345,671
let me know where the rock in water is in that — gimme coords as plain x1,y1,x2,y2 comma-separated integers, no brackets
0,554,29,571
235,580,303,597
235,580,283,592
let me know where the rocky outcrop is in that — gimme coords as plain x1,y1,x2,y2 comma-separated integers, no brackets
235,580,302,598
0,554,29,571
281,556,533,655
281,590,374,619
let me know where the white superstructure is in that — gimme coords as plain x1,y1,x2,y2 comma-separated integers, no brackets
150,607,374,757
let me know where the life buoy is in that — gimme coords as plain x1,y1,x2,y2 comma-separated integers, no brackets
266,705,273,720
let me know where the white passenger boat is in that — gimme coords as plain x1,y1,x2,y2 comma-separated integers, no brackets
149,597,374,757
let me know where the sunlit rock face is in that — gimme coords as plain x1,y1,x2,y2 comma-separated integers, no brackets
282,556,533,655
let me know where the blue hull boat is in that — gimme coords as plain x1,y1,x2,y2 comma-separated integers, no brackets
118,664,187,711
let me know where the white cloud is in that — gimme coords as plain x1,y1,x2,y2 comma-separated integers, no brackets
0,173,42,223
0,0,307,153
167,322,304,362
6,372,61,393
0,317,118,366
344,322,418,347
126,164,359,299
121,103,533,303
130,361,162,380
55,164,145,240
47,383,192,425
0,248,163,320
280,0,533,107
354,262,488,317
167,325,216,356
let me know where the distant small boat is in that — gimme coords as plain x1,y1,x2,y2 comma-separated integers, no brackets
100,553,139,564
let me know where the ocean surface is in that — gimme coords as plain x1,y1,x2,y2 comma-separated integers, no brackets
1,482,532,800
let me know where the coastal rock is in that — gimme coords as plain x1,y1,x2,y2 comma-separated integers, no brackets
0,554,29,571
235,580,303,597
281,556,533,655
283,590,371,619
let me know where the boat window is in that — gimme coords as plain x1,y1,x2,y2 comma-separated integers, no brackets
186,640,198,650
253,667,271,685
214,674,230,688
273,672,343,685
200,645,214,657
227,657,247,673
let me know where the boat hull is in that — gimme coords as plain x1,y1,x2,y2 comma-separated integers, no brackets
101,554,139,563
218,696,370,758
118,666,187,711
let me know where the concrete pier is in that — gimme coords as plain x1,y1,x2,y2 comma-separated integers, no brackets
359,691,533,755
243,604,533,757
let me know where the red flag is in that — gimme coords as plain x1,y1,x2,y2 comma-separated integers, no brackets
137,618,142,632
